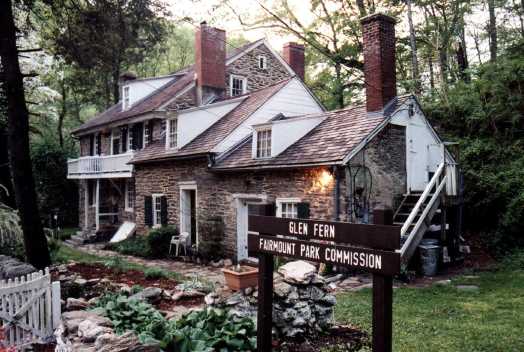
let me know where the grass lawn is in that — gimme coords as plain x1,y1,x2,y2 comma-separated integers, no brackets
334,251,524,352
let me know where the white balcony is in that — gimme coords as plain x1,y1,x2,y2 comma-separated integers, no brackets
67,153,134,179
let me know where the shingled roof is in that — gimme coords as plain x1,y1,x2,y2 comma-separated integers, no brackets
211,96,410,170
130,78,293,164
72,39,268,135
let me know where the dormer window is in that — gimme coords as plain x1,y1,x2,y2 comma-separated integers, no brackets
230,75,247,97
258,55,267,69
167,118,178,149
123,86,130,110
256,128,272,158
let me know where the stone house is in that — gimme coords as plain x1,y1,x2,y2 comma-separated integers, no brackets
68,15,460,263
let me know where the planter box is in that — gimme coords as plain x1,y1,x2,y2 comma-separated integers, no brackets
222,266,259,291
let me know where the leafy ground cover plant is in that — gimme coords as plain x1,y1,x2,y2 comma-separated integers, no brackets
162,307,257,352
148,226,178,258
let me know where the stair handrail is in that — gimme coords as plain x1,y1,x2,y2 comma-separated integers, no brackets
400,175,447,259
400,162,446,238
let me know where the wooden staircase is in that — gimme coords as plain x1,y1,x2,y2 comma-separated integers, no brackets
396,162,451,264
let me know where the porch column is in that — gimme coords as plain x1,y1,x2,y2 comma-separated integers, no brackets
84,180,89,230
95,178,100,231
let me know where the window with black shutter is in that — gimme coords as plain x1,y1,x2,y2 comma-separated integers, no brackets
144,196,153,227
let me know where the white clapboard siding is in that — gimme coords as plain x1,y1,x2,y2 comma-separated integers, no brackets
0,268,61,351
212,77,324,154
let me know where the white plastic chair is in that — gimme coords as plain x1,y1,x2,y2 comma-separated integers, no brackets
169,232,190,256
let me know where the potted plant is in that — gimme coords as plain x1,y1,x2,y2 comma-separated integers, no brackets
222,264,259,291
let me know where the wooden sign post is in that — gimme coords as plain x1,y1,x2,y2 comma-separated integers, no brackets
248,214,400,352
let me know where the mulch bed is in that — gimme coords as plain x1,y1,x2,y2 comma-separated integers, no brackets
276,326,369,352
59,262,178,290
156,295,204,311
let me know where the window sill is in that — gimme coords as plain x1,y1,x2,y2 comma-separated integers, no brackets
125,208,134,213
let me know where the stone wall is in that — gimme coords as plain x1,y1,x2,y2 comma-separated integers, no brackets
348,124,406,211
226,44,291,94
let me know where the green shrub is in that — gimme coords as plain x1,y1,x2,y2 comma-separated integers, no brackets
111,236,151,258
148,226,178,258
143,267,169,280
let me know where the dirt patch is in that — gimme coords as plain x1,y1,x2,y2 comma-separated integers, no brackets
276,326,369,352
156,295,204,311
63,262,178,290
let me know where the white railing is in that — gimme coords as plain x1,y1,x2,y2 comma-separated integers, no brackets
67,153,134,178
0,268,61,350
399,162,447,259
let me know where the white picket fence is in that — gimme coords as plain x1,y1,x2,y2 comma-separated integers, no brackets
0,268,61,350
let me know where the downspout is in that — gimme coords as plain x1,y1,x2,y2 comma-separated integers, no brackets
333,165,340,221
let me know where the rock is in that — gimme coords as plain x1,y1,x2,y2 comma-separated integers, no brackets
323,274,344,283
278,261,317,284
78,319,112,343
0,256,36,279
319,294,337,306
434,279,452,286
73,278,88,286
223,259,233,267
96,332,135,352
172,290,205,301
243,286,254,296
204,292,219,306
130,287,163,303
274,282,293,297
62,311,112,334
456,285,479,292
66,298,90,311
210,259,224,268
226,293,243,306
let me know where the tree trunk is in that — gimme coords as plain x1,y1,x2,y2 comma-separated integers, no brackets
488,0,497,62
428,54,435,90
112,65,120,104
406,0,421,94
0,0,51,269
58,80,66,147
439,47,449,90
0,123,15,207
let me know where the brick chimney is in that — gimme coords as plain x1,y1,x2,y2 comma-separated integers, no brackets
283,42,305,80
195,22,226,104
361,14,397,112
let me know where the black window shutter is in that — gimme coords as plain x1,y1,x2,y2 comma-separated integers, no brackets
131,123,144,150
121,127,128,153
160,196,168,226
89,134,94,156
96,134,102,155
264,203,276,216
144,196,153,227
297,202,310,219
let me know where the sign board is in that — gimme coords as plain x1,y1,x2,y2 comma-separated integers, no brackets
248,234,400,275
248,213,400,352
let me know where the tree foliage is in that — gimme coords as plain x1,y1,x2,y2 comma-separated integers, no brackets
41,0,169,107
424,40,524,253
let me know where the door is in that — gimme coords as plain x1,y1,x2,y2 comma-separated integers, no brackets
236,198,271,262
180,186,197,246
407,123,429,192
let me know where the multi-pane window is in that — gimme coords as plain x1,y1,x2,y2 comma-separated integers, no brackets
143,123,151,147
153,194,163,227
256,129,272,158
168,118,178,149
128,126,134,151
230,75,246,96
125,180,135,211
280,202,298,218
258,56,267,69
123,86,130,110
